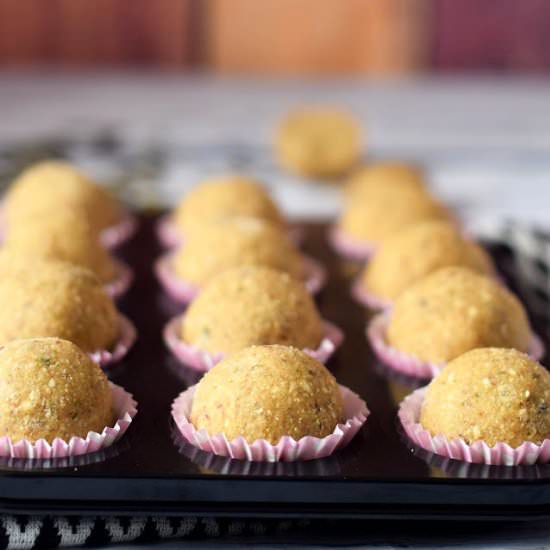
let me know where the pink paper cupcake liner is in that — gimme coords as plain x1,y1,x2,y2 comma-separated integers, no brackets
154,253,326,304
90,314,137,368
163,315,344,372
157,215,306,250
529,332,546,361
351,279,392,311
367,313,443,379
104,259,134,299
171,384,368,462
101,212,138,249
302,256,326,295
0,383,137,460
157,215,182,249
328,227,376,261
399,387,550,466
153,254,201,304
367,313,545,380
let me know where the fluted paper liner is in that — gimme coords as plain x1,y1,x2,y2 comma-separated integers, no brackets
0,383,137,460
155,252,326,304
352,279,392,311
90,314,137,368
101,213,138,249
172,384,368,462
328,227,376,261
157,215,182,249
399,387,550,465
163,315,344,372
368,313,545,379
104,259,134,299
301,256,326,294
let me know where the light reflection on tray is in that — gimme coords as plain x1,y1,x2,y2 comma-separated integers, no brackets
172,425,342,477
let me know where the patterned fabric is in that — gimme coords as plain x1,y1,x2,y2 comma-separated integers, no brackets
494,223,550,326
0,516,310,549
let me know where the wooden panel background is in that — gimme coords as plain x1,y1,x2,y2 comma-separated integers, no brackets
0,0,549,73
433,0,550,72
0,0,193,66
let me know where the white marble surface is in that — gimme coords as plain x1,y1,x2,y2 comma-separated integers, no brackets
2,71,550,549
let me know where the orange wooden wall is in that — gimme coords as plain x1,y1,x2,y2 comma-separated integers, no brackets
206,0,432,75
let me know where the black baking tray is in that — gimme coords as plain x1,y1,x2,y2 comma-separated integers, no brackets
2,213,550,521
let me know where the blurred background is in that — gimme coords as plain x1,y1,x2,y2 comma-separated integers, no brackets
2,0,550,74
1,0,550,227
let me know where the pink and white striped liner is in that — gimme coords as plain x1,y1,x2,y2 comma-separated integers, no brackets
172,384,368,462
0,383,137,460
301,256,326,295
367,313,546,379
89,314,137,368
399,387,550,465
104,259,134,299
328,227,376,262
153,253,199,304
351,279,392,311
163,315,344,372
154,253,327,305
101,213,138,249
156,215,305,250
156,215,182,249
